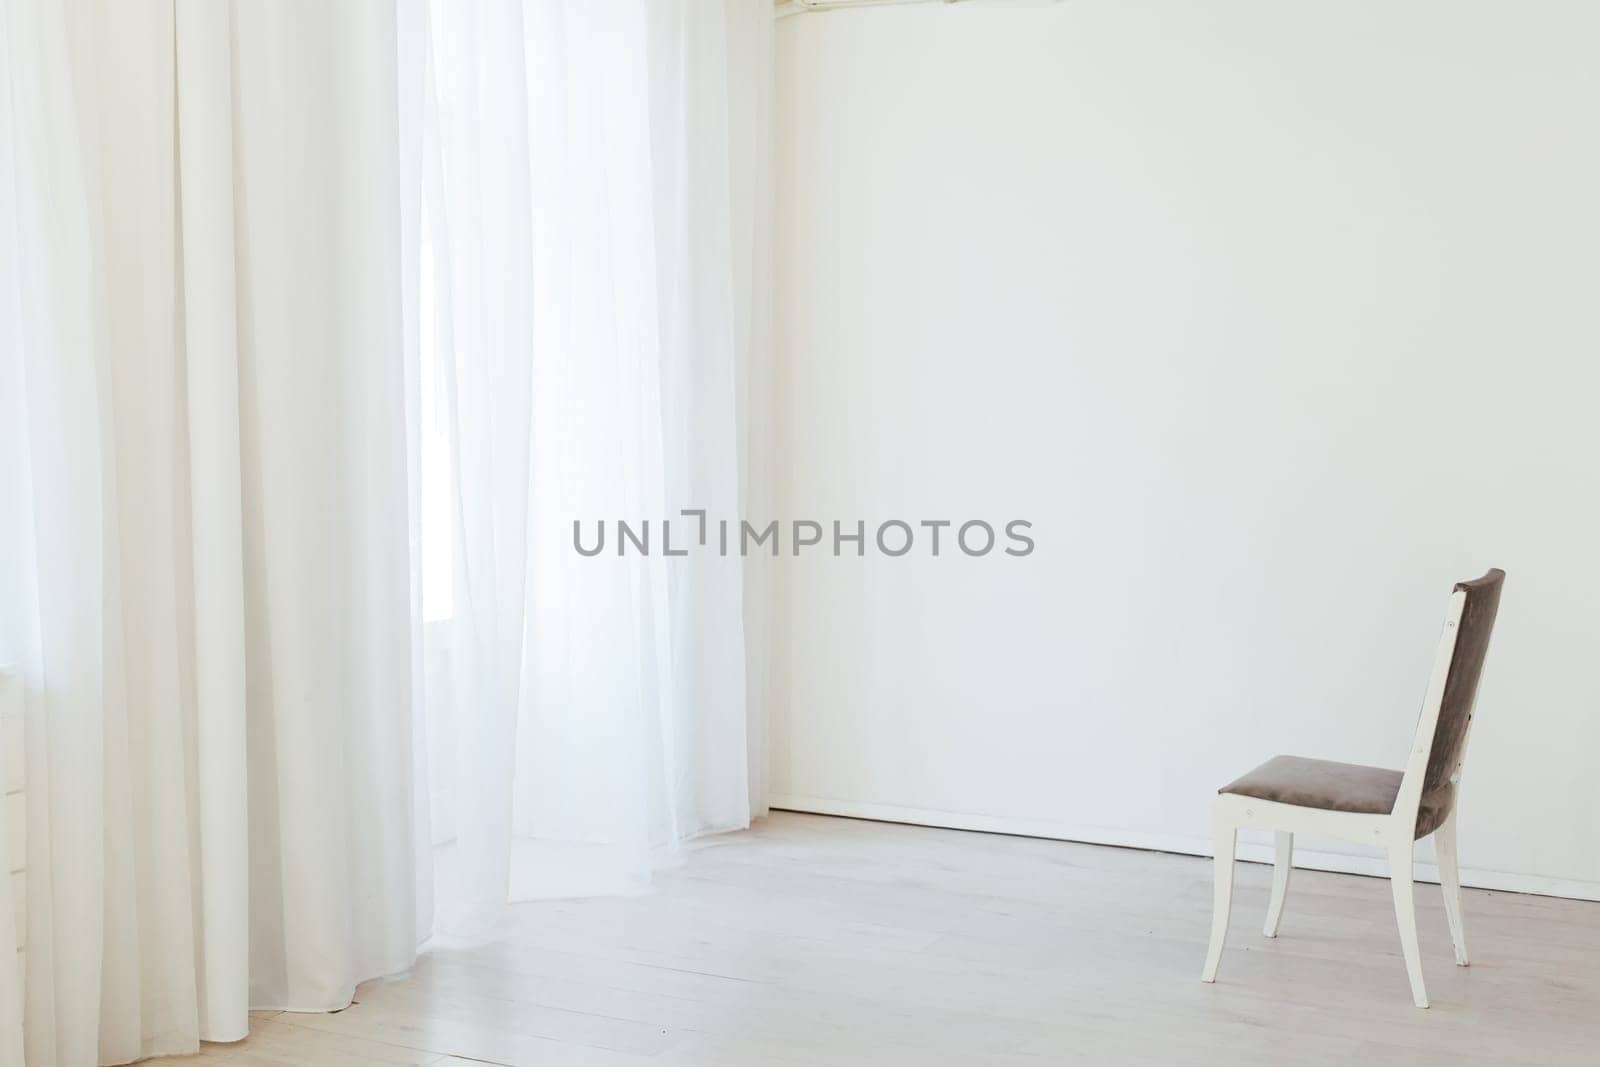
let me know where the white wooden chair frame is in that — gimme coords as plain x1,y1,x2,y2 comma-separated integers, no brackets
1201,589,1476,1008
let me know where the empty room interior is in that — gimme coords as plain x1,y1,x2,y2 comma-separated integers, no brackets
1,0,1597,1064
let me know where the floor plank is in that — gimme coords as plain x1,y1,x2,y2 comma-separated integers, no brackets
167,812,1600,1065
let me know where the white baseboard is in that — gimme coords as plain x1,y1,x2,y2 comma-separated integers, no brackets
769,793,1600,903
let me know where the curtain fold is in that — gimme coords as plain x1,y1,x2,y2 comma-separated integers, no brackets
173,0,250,1038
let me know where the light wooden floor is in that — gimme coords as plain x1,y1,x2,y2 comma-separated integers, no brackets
173,812,1600,1066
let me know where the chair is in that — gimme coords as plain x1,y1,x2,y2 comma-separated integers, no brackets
1200,569,1504,1008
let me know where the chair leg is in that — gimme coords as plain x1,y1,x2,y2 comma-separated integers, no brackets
1435,813,1469,966
1388,842,1429,1008
1201,811,1236,983
1263,830,1293,937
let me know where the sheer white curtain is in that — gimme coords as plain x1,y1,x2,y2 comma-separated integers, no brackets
417,0,773,935
1,0,772,1060
1,2,423,1063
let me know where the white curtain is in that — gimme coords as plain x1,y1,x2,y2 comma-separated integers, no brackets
417,0,774,935
1,0,772,1060
0,2,424,1063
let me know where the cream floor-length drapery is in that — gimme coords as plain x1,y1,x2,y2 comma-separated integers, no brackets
1,0,771,1063
1,2,425,1062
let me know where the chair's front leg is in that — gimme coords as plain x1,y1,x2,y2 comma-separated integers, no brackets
1201,805,1236,983
1388,842,1430,1008
1263,830,1293,937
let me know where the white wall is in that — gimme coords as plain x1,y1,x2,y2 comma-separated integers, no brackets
771,1,1600,896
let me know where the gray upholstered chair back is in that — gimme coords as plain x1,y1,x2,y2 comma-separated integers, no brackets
1422,569,1504,797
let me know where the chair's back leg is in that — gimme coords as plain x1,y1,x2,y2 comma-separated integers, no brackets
1387,841,1430,1008
1201,806,1236,983
1263,830,1293,937
1434,813,1469,966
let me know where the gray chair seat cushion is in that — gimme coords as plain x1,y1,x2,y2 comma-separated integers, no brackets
1220,755,1453,837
